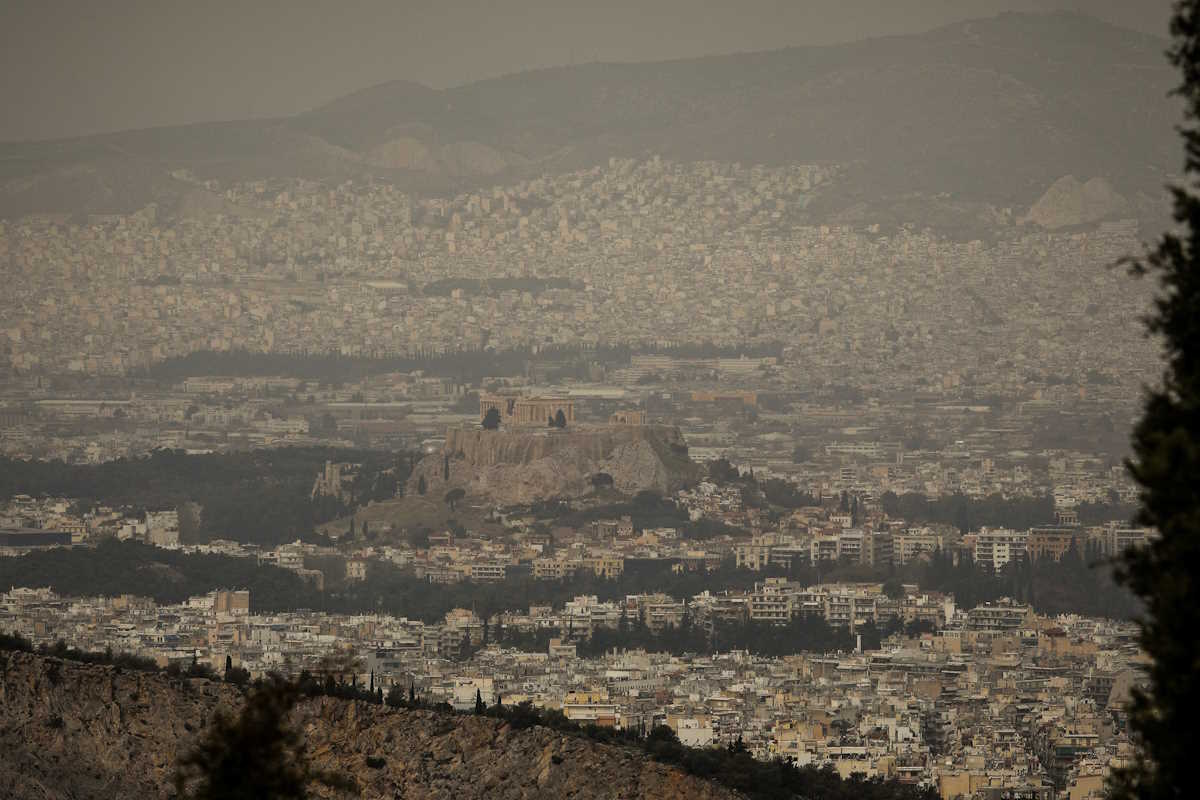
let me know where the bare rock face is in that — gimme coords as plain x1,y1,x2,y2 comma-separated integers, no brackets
407,425,703,506
365,136,520,176
1022,175,1129,229
0,652,739,800
366,136,440,171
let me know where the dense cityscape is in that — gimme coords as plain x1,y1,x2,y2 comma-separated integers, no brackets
0,4,1194,800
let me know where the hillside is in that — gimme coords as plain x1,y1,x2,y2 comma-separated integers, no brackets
0,12,1176,226
0,650,738,799
408,424,705,506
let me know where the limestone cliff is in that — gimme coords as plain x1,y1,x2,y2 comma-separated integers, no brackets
0,651,739,800
407,424,703,506
1021,175,1129,229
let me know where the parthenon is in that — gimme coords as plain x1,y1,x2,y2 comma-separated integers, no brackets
479,393,576,426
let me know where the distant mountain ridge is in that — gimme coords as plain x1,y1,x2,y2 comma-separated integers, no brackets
0,12,1178,225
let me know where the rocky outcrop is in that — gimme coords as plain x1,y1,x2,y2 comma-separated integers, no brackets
0,651,739,799
1022,175,1130,229
407,424,703,506
366,136,521,176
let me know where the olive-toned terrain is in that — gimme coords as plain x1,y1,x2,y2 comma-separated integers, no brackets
0,651,739,800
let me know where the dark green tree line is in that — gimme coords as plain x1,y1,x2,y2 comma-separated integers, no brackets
1110,3,1200,797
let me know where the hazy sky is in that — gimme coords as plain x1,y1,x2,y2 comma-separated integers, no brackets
0,0,1175,143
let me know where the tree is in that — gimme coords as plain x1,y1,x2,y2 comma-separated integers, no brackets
177,502,203,545
407,527,430,549
443,455,450,481
482,407,501,430
175,677,355,799
879,491,900,518
444,488,465,512
591,472,614,490
554,409,567,428
475,688,486,714
417,475,427,496
882,577,905,600
316,412,337,436
1110,4,1200,798
706,458,740,484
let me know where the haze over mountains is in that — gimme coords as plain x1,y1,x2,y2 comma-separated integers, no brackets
0,12,1177,227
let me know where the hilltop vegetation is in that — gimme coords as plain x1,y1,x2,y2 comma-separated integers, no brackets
0,448,408,547
0,647,939,800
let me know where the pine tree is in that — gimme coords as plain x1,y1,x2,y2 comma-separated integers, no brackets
474,688,486,715
175,677,355,799
1110,4,1200,797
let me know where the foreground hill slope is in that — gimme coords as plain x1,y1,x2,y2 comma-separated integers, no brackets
0,651,739,799
0,12,1175,224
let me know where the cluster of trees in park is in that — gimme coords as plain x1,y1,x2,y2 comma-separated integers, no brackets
878,490,1134,531
319,557,770,622
703,458,1134,532
144,346,555,383
142,341,782,385
494,606,932,660
541,490,747,541
0,540,318,608
705,459,829,514
0,535,1139,627
576,612,869,658
890,547,1140,620
1029,411,1134,461
0,447,410,547
879,491,1055,531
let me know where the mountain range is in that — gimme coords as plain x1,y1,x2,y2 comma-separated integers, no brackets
0,12,1178,226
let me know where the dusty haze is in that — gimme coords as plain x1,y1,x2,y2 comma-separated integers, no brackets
0,0,1175,142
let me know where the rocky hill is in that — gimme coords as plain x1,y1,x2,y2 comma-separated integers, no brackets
408,424,703,506
0,12,1176,228
0,650,739,799
1021,174,1131,229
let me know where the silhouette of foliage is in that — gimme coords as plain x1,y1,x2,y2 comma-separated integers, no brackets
175,676,356,800
0,448,410,547
1110,3,1200,797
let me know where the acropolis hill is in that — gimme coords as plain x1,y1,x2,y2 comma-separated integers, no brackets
406,416,702,506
